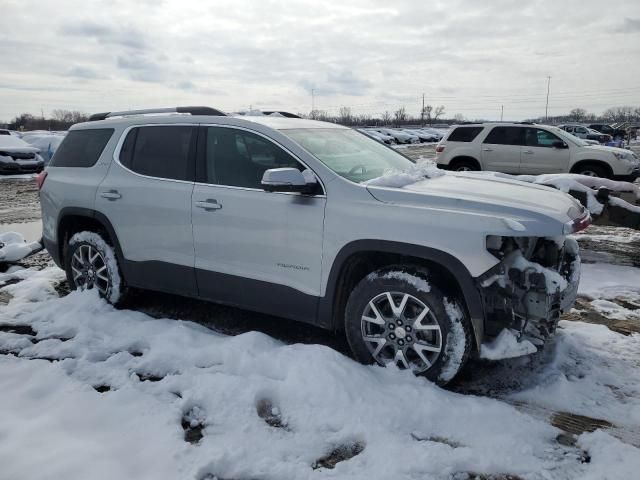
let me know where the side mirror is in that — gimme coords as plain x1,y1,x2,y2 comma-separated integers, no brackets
261,168,317,194
552,140,568,149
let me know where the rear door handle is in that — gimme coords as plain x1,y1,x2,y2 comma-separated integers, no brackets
195,199,222,211
100,190,121,200
522,150,534,154
482,147,493,152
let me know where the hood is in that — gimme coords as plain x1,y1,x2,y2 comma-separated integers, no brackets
583,144,633,156
366,172,584,231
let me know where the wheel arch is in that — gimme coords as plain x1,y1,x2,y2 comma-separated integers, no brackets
56,207,125,272
570,159,613,177
449,155,481,170
320,240,484,350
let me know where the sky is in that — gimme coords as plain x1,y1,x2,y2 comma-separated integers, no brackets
1,0,639,122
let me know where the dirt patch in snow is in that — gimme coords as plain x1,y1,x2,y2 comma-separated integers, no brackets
312,441,365,470
564,296,640,336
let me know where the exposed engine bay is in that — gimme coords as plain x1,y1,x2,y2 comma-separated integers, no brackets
478,235,580,344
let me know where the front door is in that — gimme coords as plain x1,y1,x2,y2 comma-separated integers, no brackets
191,125,326,321
519,127,571,174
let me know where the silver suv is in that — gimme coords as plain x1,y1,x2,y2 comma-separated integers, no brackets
436,122,639,180
38,107,590,383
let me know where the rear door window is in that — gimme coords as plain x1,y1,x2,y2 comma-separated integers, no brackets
447,126,483,142
483,126,525,145
120,126,196,181
50,129,113,167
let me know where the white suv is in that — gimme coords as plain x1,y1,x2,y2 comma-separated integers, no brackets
38,107,589,383
436,122,639,180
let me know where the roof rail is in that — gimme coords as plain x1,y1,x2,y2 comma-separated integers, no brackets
88,106,226,121
262,111,302,119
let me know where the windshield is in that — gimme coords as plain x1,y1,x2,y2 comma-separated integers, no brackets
547,126,589,147
283,128,415,182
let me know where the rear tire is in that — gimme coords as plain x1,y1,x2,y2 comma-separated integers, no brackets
64,231,127,305
344,265,472,385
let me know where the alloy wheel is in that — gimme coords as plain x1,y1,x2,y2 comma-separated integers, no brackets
361,291,442,374
70,244,110,296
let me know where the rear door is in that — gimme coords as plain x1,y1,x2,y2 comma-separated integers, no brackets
519,127,570,174
95,124,197,296
480,126,524,173
191,125,326,320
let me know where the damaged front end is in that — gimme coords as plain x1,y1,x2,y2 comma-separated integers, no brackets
478,235,581,346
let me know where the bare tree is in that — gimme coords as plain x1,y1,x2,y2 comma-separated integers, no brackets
434,105,446,122
393,106,407,126
422,105,433,125
380,111,392,125
338,106,352,125
570,108,587,122
453,113,465,122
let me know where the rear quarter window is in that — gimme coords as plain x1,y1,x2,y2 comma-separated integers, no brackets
447,126,483,142
50,129,114,167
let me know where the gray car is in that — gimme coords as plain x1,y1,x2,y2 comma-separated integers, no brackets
0,135,45,174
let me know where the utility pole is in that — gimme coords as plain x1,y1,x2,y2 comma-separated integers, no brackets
421,93,425,126
311,88,315,118
500,105,504,121
545,76,551,122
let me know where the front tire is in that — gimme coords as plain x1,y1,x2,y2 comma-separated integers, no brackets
65,231,126,304
450,159,480,172
344,266,472,384
573,163,610,178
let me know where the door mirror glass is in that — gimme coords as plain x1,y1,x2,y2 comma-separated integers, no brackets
261,168,317,193
552,140,568,149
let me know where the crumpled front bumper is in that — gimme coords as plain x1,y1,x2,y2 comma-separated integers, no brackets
477,239,581,344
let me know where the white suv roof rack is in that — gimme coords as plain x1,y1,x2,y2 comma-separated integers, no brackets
88,106,226,121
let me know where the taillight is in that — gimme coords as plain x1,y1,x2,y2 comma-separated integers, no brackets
36,171,48,191
435,145,445,153
563,212,592,234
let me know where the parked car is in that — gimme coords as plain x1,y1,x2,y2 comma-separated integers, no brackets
374,128,418,144
358,129,394,144
0,135,45,174
558,124,611,144
588,124,627,140
418,128,444,141
25,135,64,164
435,122,639,180
0,129,11,136
402,129,438,143
39,106,589,384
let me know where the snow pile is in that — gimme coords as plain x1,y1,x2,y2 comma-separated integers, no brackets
3,266,639,478
0,231,41,263
480,329,537,360
478,171,640,216
365,162,445,188
371,270,431,293
579,262,640,300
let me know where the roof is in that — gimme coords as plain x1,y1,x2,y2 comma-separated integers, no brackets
73,112,346,131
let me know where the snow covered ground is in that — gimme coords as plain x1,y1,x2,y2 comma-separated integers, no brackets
1,234,640,479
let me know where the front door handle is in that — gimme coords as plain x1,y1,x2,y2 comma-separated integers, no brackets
482,147,493,152
522,150,534,154
195,199,222,211
100,190,121,200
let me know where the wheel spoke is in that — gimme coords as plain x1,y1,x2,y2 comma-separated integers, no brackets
393,349,409,369
364,335,387,358
96,265,107,274
363,301,385,325
96,272,109,282
71,266,83,281
414,340,441,354
411,345,433,369
89,250,100,264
